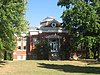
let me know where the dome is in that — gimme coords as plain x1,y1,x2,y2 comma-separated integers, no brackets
41,16,55,22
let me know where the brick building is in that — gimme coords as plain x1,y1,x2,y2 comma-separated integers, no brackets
13,16,70,60
13,33,27,60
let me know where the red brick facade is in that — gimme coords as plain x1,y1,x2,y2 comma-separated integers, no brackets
13,35,27,60
13,16,70,60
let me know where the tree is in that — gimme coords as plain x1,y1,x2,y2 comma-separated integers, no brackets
35,40,50,60
0,0,28,60
58,0,100,59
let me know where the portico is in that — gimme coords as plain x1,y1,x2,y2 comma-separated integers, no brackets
46,34,62,60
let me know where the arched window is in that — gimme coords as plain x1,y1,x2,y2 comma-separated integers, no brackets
33,38,37,44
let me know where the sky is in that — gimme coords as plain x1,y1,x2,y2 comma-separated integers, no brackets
25,0,65,26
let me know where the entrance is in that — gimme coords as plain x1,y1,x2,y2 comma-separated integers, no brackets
49,39,60,60
46,34,62,60
50,41,58,52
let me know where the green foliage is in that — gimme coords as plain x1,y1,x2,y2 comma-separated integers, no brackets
6,51,13,60
0,39,4,50
0,0,28,52
0,51,4,60
57,0,73,8
89,50,94,59
58,0,100,50
0,0,28,60
35,40,50,60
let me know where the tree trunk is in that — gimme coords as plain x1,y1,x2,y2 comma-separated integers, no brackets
66,42,71,60
93,51,96,59
4,51,7,60
98,47,100,62
93,46,96,59
86,47,90,59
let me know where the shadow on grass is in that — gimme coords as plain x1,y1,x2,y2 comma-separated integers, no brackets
38,63,100,74
79,59,100,65
0,61,7,67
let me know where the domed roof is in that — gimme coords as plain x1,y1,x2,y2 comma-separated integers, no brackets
41,16,55,22
40,16,61,27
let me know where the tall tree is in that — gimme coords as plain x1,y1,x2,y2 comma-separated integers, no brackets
58,0,100,59
0,0,28,60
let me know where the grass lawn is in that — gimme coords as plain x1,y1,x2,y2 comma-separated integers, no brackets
0,60,100,75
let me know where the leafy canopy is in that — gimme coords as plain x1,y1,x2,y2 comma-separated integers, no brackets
0,0,28,50
58,0,100,49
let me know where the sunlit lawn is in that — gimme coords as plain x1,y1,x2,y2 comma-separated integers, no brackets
0,60,100,75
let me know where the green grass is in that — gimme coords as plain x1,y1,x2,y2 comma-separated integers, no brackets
0,60,100,75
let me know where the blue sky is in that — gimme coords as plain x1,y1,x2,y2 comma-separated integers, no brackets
25,0,65,26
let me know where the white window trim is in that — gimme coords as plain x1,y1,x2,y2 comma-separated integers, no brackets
51,23,56,28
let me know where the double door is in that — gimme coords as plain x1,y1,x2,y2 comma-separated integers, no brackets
49,39,59,52
49,39,60,60
50,41,58,52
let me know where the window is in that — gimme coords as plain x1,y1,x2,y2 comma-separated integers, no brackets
18,46,21,50
17,55,21,60
17,37,22,46
24,46,26,50
23,37,26,41
33,38,37,44
23,55,26,60
17,37,22,41
51,23,56,28
23,38,26,46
